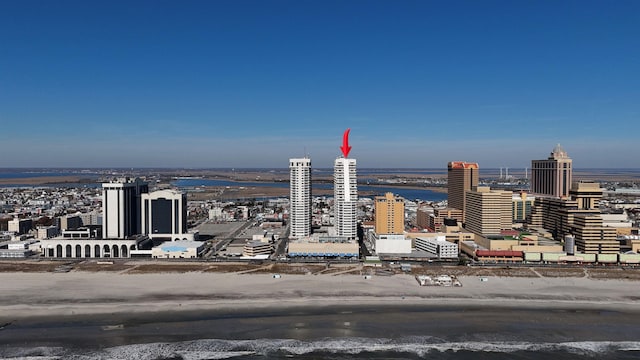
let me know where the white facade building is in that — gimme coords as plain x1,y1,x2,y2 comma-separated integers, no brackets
102,178,148,239
334,157,358,239
209,207,224,220
40,238,141,258
289,157,312,239
415,236,459,258
141,189,190,241
375,233,412,254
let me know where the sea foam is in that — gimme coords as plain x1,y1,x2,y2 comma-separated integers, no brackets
1,338,639,359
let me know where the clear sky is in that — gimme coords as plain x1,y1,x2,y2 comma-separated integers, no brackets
1,0,638,169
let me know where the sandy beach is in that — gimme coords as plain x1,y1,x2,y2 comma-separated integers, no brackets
2,271,639,321
2,270,640,358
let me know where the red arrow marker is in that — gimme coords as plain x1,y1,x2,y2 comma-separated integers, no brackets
340,128,352,158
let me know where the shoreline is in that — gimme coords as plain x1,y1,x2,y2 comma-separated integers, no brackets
2,271,640,354
4,294,640,321
0,175,95,186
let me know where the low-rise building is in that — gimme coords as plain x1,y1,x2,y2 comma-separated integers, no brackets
405,227,475,245
151,240,204,259
429,208,463,232
79,211,101,226
8,239,38,250
288,235,359,259
8,218,32,235
40,236,149,258
58,215,82,231
415,207,434,230
0,248,32,258
37,226,60,239
475,250,524,262
373,233,412,254
414,236,459,258
242,240,273,257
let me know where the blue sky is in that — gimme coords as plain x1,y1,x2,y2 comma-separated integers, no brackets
1,0,638,168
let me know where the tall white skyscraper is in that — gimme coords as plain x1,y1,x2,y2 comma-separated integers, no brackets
334,157,358,239
289,157,312,239
102,177,148,239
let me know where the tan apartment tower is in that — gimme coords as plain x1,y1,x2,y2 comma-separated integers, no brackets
530,144,572,199
374,192,404,235
465,186,512,236
447,161,479,223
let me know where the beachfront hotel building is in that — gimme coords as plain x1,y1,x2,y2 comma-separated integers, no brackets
464,186,512,236
141,189,190,242
447,161,479,223
334,157,358,239
289,157,312,239
374,192,404,235
528,181,619,253
530,144,572,199
102,178,148,239
373,192,411,254
527,146,618,254
288,235,359,259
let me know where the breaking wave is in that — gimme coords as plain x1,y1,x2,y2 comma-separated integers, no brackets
2,338,639,359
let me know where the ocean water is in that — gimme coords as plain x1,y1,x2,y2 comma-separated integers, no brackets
1,305,639,359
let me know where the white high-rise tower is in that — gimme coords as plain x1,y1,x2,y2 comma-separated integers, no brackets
102,177,148,239
334,157,357,239
289,157,312,239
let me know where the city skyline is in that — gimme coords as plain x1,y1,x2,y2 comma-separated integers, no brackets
1,1,639,168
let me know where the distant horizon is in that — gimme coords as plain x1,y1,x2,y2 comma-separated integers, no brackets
1,166,640,171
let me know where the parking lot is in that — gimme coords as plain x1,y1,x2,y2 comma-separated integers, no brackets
195,220,287,259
